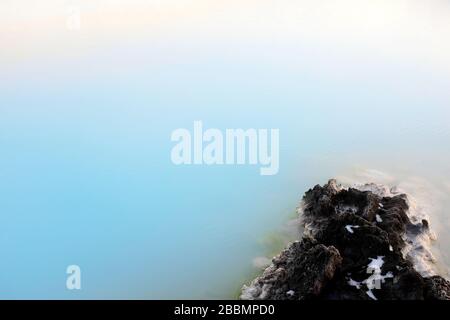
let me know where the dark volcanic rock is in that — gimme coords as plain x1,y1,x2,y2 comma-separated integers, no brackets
241,179,450,300
241,238,342,300
424,276,450,300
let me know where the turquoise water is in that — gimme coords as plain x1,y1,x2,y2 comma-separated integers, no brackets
1,0,450,298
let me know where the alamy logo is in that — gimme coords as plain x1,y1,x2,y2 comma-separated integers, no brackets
171,121,279,175
66,265,81,290
66,6,81,31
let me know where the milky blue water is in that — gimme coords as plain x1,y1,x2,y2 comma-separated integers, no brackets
1,0,450,298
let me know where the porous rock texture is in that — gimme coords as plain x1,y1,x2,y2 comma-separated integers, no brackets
241,180,450,300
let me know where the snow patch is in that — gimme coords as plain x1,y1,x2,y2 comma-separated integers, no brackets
366,290,378,300
347,256,394,300
348,278,361,289
345,225,360,234
286,290,295,297
367,256,385,272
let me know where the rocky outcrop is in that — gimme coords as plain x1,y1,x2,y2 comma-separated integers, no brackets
240,238,342,300
424,276,450,300
241,180,450,300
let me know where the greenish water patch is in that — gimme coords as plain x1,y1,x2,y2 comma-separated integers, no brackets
231,208,303,299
